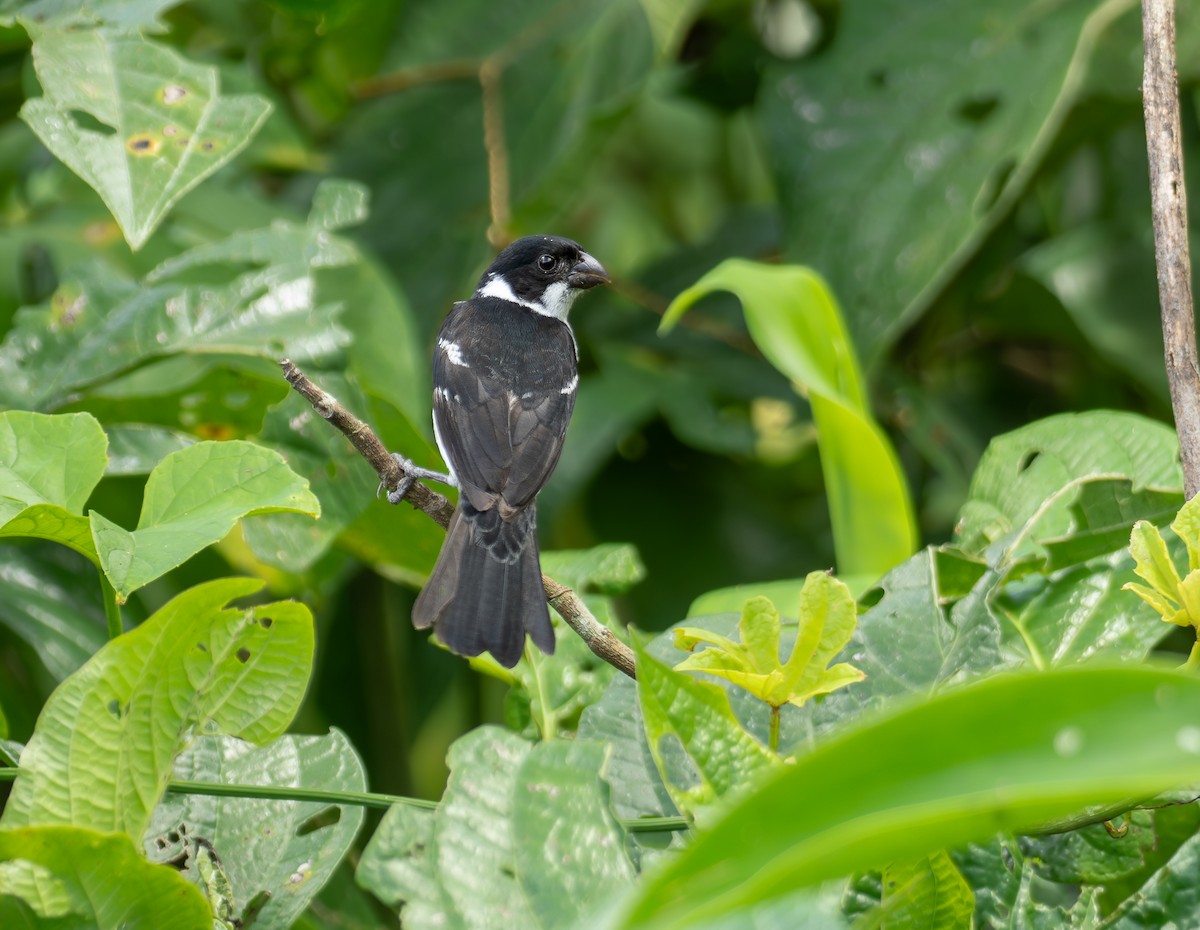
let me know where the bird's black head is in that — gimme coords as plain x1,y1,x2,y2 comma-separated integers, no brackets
475,235,609,321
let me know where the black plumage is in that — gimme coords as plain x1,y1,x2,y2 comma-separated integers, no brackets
411,236,608,667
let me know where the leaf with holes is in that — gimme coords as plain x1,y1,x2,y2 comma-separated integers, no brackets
0,826,211,929
612,665,1200,929
89,440,319,601
20,28,271,249
760,0,1131,361
0,577,314,841
955,411,1182,560
146,731,366,930
357,728,634,930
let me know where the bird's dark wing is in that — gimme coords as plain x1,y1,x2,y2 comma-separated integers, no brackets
432,304,577,511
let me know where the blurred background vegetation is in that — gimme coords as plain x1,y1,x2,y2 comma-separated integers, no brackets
0,0,1192,806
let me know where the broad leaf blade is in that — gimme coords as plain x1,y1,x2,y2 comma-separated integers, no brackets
0,826,210,929
615,665,1200,929
1,577,314,839
91,440,319,599
760,0,1132,361
663,261,915,578
21,30,271,249
0,412,106,514
148,731,367,930
513,740,635,928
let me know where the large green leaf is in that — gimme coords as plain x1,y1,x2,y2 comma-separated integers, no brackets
1,577,314,839
612,665,1200,929
20,28,271,249
147,731,367,930
1,0,185,33
358,728,633,930
663,260,915,578
512,740,636,928
955,411,1182,558
759,0,1133,361
0,826,210,929
0,411,106,561
90,439,319,600
0,184,357,412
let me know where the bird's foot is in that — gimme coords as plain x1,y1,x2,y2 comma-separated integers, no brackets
382,453,455,504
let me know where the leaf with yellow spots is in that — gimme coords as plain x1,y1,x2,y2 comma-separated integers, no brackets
674,572,865,711
19,27,270,249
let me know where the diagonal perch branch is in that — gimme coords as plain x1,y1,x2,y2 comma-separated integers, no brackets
280,358,637,679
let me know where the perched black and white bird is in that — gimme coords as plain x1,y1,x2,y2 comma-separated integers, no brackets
392,235,609,667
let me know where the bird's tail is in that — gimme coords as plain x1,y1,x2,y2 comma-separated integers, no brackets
411,507,554,668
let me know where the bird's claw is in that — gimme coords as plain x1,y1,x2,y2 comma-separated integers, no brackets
381,453,453,504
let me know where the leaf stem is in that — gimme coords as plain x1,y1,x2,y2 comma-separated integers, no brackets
525,643,557,741
100,572,122,640
0,768,689,833
1185,638,1200,671
769,705,781,754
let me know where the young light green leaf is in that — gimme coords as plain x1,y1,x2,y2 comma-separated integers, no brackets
1123,520,1195,628
0,826,210,929
1,577,314,840
148,730,367,930
20,29,271,249
638,641,775,818
675,575,864,710
663,261,916,578
614,664,1200,930
90,440,320,600
881,851,974,930
1172,494,1200,572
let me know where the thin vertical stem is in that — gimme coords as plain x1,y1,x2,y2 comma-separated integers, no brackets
100,572,122,640
1143,0,1200,497
769,705,781,754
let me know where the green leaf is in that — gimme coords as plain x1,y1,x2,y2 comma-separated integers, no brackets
613,664,1200,929
0,546,107,682
0,826,210,929
148,731,367,930
539,543,647,595
675,576,864,710
90,440,319,600
955,411,1182,558
2,0,185,33
1,577,314,839
104,424,194,476
0,188,358,411
0,412,107,514
358,729,634,930
356,804,455,929
20,29,271,249
759,0,1134,361
512,740,635,928
637,640,775,818
1105,826,1200,927
663,261,915,578
881,851,974,930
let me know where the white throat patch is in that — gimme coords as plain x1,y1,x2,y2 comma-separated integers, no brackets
477,274,579,321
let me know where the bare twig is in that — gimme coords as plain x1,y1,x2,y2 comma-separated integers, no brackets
479,59,511,249
1143,0,1200,497
280,359,637,679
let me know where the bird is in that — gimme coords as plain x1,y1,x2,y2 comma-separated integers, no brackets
390,235,609,667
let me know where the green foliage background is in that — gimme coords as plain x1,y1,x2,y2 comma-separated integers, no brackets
3,0,1200,927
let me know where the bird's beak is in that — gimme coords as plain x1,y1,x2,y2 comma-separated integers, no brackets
568,252,610,290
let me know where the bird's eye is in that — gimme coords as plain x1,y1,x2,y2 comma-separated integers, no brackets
537,254,555,272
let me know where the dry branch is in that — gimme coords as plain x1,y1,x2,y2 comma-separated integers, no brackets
280,358,637,679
